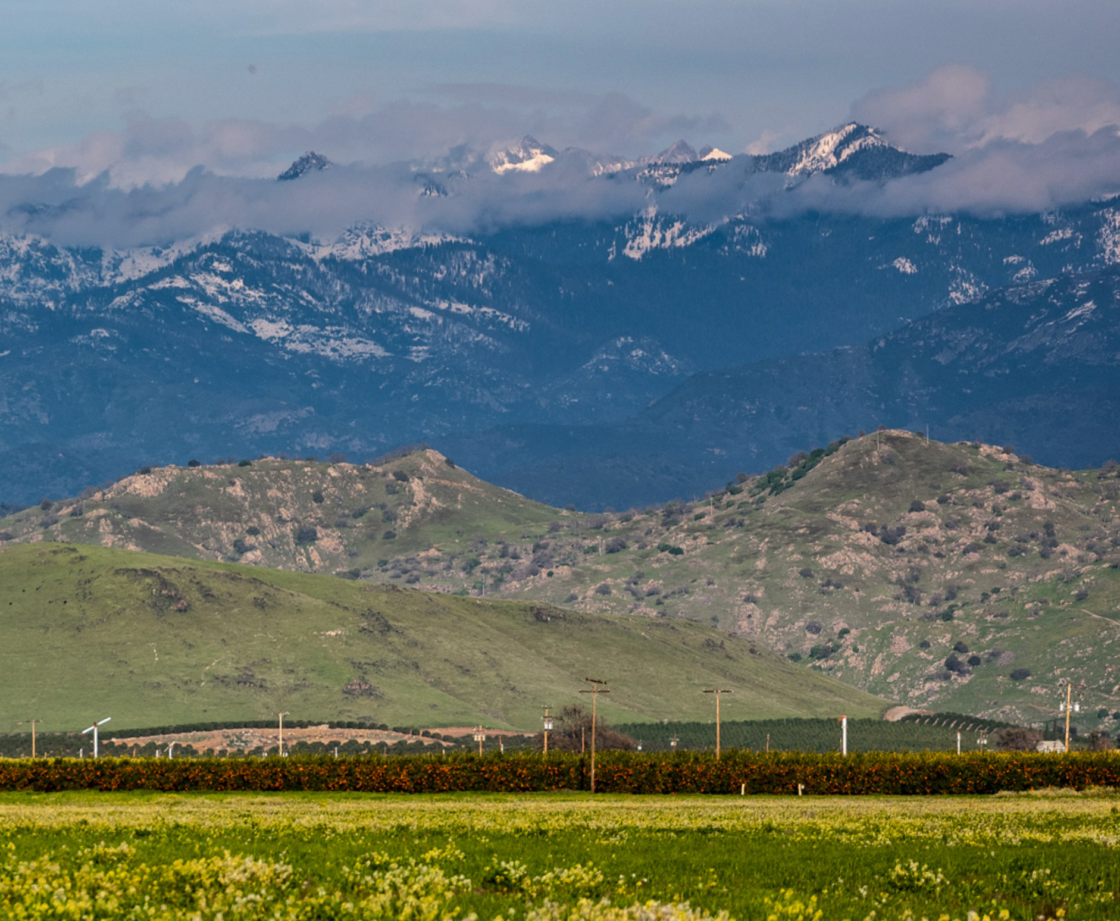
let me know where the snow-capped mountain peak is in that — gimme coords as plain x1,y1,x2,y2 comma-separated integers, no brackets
489,136,559,174
748,123,951,182
699,146,733,162
786,123,890,176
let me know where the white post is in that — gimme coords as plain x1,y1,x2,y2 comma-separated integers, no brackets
168,742,175,760
840,715,848,756
956,731,961,755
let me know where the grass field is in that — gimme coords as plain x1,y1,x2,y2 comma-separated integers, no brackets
0,542,886,734
2,791,1119,919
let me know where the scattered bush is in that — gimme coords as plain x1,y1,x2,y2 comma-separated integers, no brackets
1010,668,1032,681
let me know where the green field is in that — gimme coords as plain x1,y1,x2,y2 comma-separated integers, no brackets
2,792,1118,919
0,542,886,734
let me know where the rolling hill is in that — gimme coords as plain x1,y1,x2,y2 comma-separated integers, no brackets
0,542,887,735
5,434,1119,727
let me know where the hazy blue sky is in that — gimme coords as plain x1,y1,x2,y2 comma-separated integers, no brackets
2,0,1118,185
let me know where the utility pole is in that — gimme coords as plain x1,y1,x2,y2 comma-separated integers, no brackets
473,726,485,756
18,719,41,758
580,678,610,793
1058,679,1084,753
838,715,848,756
278,712,289,757
703,689,732,759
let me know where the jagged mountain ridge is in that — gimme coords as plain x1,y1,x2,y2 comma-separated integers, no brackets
277,151,332,181
442,261,1120,510
1,118,1118,507
418,122,947,187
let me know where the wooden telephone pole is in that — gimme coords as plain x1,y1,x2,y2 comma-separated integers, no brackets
703,689,732,759
580,678,610,793
19,719,41,758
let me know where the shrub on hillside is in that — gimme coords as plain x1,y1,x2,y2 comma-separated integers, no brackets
1010,667,1032,681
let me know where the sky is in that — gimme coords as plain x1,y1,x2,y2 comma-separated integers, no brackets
0,0,1118,244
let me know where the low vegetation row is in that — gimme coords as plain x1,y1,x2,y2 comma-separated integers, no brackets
615,715,1021,754
3,750,1120,794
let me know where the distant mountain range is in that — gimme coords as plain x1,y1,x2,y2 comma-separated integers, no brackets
1,122,1118,507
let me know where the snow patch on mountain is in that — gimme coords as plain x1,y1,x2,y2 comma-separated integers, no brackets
947,268,987,305
913,215,955,246
307,225,464,260
182,298,251,334
248,318,390,360
1040,227,1076,246
787,123,889,176
699,146,732,162
429,299,529,332
1099,209,1120,264
580,336,688,377
722,224,768,258
489,136,558,175
619,208,716,260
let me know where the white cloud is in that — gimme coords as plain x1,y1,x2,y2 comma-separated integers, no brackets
2,68,1119,249
854,65,1120,154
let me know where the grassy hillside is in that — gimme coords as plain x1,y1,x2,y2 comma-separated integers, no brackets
6,434,1120,726
0,543,887,734
0,450,559,570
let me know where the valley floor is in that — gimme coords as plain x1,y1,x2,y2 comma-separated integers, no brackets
2,790,1118,919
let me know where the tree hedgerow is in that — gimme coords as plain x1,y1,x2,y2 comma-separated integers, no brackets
4,751,1120,795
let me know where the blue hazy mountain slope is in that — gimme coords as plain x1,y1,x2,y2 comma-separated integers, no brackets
0,126,1118,507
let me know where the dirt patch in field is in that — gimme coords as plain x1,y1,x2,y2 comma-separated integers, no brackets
105,725,451,753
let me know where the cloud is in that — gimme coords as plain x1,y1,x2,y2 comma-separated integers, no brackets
2,89,722,189
854,65,1120,154
2,68,1119,249
851,65,992,153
